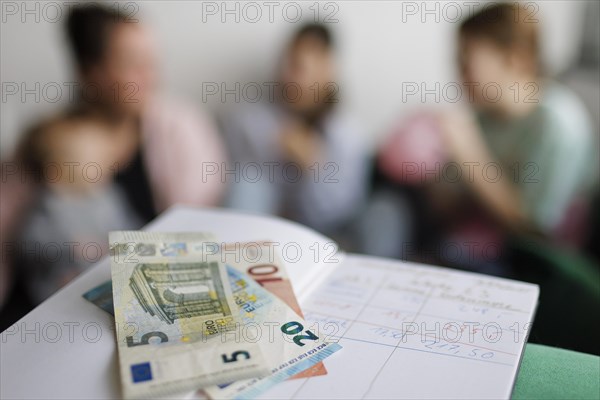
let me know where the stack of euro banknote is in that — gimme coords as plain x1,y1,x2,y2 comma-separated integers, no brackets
83,232,342,399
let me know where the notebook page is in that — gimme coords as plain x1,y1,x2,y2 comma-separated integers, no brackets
147,206,343,297
261,254,539,399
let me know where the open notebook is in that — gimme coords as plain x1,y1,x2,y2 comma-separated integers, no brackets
1,206,537,400
91,207,539,399
267,255,538,399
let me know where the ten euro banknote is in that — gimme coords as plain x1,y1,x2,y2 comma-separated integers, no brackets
208,242,327,380
202,242,341,399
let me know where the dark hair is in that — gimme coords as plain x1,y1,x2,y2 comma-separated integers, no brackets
65,4,132,72
292,23,333,49
459,3,539,70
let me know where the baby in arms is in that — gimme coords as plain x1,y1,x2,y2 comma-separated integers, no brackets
17,114,143,304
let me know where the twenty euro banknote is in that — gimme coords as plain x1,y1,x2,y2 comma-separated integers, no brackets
91,236,340,398
84,243,327,383
201,242,341,399
109,231,269,399
211,242,327,379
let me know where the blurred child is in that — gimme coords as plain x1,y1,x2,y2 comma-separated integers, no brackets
16,115,143,303
224,24,369,236
369,3,595,269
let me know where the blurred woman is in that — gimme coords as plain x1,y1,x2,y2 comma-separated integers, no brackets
2,4,226,305
224,24,369,237
368,3,595,268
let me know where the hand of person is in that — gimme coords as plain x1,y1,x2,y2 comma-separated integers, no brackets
437,107,539,236
279,119,324,170
437,107,483,165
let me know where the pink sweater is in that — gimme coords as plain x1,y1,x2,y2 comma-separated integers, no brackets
141,97,226,212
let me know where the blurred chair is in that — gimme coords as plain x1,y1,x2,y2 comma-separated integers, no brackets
507,235,600,355
513,343,600,399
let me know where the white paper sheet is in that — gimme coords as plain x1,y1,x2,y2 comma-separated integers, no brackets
260,254,539,399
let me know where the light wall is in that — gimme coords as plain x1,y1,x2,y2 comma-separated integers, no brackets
0,0,589,157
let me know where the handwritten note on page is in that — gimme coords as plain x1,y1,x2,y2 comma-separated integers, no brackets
261,254,539,399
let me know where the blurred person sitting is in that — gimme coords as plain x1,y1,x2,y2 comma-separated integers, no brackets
223,24,369,237
366,3,596,271
14,114,143,303
1,4,226,308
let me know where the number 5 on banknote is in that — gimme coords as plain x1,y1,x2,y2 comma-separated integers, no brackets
222,351,251,363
